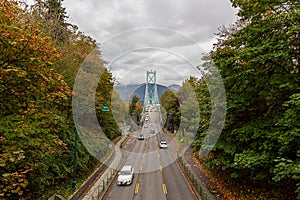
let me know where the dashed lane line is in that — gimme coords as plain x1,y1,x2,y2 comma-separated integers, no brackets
134,183,140,194
162,183,168,195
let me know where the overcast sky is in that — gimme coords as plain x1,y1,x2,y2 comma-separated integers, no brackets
27,0,238,86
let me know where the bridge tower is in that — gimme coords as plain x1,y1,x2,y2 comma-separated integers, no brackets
144,70,159,109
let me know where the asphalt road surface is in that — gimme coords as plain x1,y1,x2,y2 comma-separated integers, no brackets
104,109,196,200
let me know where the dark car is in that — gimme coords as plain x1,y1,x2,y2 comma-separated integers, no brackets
138,134,144,140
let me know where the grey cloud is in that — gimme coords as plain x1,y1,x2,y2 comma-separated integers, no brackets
62,0,237,86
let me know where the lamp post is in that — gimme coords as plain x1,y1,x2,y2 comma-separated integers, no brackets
72,106,78,191
72,101,109,191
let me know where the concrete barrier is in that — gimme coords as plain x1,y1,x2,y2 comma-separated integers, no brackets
48,194,66,200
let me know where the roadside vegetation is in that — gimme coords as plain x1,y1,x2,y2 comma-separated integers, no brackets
0,0,124,199
162,1,299,199
1,0,299,199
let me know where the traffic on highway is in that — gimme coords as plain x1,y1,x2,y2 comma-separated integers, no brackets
104,108,196,200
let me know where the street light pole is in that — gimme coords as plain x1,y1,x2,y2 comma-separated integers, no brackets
72,100,109,191
72,106,78,190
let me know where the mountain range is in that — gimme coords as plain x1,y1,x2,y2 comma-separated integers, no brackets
114,83,181,102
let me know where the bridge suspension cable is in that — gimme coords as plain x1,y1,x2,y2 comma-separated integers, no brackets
143,70,163,124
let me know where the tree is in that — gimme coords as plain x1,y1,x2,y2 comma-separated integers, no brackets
31,0,70,44
130,95,140,114
111,89,127,124
30,0,99,88
0,1,72,198
160,89,180,131
96,69,120,140
205,0,300,198
1,1,116,199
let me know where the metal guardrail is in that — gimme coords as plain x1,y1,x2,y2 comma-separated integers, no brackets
171,127,214,200
178,156,214,200
87,154,123,200
87,136,127,200
49,193,66,200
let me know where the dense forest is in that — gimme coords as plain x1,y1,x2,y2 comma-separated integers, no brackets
167,0,299,199
161,0,299,199
1,0,299,199
0,0,123,199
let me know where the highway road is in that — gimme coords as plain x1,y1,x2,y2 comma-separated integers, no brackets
104,109,197,200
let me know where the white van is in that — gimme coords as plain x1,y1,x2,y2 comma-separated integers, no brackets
117,165,134,185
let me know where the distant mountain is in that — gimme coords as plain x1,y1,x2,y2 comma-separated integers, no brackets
115,83,171,102
114,84,142,102
168,84,181,91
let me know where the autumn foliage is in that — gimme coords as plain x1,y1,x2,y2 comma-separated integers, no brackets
0,0,72,198
0,0,119,199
